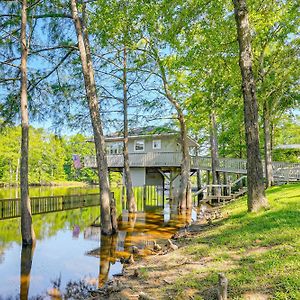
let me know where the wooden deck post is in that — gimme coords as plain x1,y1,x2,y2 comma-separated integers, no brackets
197,169,203,205
162,176,165,207
143,185,147,210
169,170,173,200
223,172,228,196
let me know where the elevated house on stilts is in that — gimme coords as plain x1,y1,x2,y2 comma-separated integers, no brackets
85,127,199,200
84,127,300,205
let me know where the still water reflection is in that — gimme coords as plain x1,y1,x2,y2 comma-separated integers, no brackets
0,185,99,200
0,186,195,299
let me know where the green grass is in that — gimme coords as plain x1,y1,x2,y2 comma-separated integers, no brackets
167,183,300,299
138,266,150,280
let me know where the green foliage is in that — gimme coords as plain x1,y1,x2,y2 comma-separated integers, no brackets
0,126,97,185
63,133,98,183
272,115,300,162
273,149,300,163
0,0,298,182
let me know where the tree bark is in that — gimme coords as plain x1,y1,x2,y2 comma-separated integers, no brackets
258,42,273,189
178,115,192,209
110,192,118,232
70,0,115,234
20,0,35,246
153,51,191,209
123,46,136,213
263,101,274,187
233,0,269,212
209,112,220,195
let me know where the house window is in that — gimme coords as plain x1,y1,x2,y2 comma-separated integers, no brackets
106,142,123,154
153,139,161,150
134,140,145,152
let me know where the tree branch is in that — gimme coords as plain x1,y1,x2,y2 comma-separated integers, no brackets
28,49,74,92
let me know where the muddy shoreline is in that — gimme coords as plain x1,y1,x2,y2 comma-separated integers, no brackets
89,205,222,300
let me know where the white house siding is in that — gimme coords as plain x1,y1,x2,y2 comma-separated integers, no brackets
130,168,146,187
106,135,181,154
145,170,164,186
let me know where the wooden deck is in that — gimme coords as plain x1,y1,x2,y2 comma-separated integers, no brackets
84,153,300,181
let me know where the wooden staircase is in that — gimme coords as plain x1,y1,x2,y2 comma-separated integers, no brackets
232,187,248,199
193,176,248,205
193,164,300,206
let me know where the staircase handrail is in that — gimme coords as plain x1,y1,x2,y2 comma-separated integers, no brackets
231,176,247,187
193,175,248,198
193,185,207,196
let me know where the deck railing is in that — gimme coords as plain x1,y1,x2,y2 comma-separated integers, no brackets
191,156,248,173
84,152,183,168
0,193,100,220
84,153,300,180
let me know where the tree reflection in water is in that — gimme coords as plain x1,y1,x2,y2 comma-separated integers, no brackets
123,213,137,253
98,212,137,288
1,187,197,299
20,243,35,300
98,234,118,287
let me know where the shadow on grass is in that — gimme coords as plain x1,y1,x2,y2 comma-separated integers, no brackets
165,245,300,300
164,184,300,299
200,208,300,249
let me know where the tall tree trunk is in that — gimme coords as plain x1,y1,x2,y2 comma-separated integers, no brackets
263,101,274,187
233,0,269,211
20,0,35,246
258,43,274,188
123,46,136,213
153,51,191,209
209,112,220,195
70,0,116,234
178,114,192,209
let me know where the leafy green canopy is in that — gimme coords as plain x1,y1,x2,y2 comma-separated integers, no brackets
0,126,97,185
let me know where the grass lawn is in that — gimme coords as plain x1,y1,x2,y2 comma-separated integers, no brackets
119,183,300,300
168,183,300,299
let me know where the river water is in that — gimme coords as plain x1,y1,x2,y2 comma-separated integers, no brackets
0,186,195,299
